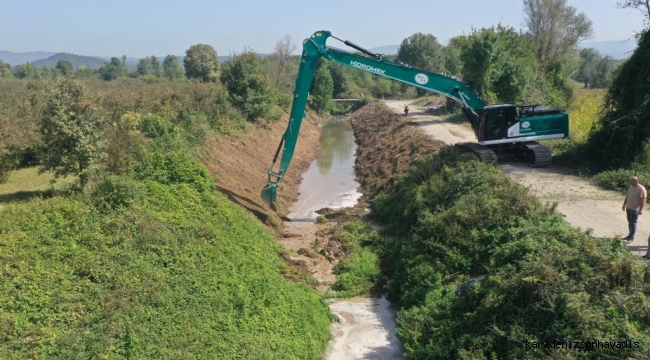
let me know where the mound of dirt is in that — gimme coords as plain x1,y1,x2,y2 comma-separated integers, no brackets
200,112,323,229
349,102,446,197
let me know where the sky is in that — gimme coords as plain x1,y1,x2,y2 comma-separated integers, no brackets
1,0,646,58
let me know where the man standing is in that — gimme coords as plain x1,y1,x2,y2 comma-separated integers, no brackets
622,176,646,243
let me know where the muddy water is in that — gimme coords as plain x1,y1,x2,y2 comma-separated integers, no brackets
287,117,362,221
327,296,403,359
285,117,403,359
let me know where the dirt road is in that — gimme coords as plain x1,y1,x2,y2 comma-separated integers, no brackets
384,100,649,257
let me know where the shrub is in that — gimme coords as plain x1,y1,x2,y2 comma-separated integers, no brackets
105,112,148,175
135,150,214,193
139,113,176,139
592,169,637,191
585,29,650,170
38,77,105,188
220,50,274,122
90,175,139,212
372,147,650,359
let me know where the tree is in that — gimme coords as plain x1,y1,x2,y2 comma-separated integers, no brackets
617,0,650,27
523,0,594,67
586,30,650,169
326,62,349,98
55,59,74,76
76,66,94,79
220,49,274,121
163,55,184,80
311,65,333,113
452,26,540,104
14,62,40,79
99,57,128,81
442,41,463,77
574,48,615,88
135,57,152,77
150,56,161,76
41,65,54,79
39,77,105,188
0,59,9,78
184,44,220,82
271,35,297,87
397,33,444,72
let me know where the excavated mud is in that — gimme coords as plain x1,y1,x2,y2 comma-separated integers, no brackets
349,102,446,198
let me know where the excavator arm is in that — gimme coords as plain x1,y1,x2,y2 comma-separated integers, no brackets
261,30,487,207
261,30,568,207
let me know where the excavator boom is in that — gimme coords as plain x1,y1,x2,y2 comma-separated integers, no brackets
261,30,568,208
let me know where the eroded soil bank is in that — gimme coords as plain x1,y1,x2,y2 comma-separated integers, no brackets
200,112,323,228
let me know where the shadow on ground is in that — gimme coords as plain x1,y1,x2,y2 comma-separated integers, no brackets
0,190,51,205
216,186,270,224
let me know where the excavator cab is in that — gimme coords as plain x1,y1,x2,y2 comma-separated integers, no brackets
478,105,519,141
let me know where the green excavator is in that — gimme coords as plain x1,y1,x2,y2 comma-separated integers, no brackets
261,30,569,208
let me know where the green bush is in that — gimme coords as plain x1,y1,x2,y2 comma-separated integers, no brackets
585,29,650,171
328,221,382,297
0,172,331,360
373,146,650,359
266,104,285,122
91,175,139,212
592,169,637,191
135,150,214,193
139,113,176,139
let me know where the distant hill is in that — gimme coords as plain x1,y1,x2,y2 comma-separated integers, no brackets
1,50,248,70
0,50,56,66
33,53,107,69
578,40,637,60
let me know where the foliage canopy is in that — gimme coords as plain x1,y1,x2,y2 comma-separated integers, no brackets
38,77,105,187
184,44,220,82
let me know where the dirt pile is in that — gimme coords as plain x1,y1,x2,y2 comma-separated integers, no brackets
349,102,446,197
200,112,323,228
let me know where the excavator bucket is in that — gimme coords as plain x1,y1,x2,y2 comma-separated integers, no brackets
260,183,278,210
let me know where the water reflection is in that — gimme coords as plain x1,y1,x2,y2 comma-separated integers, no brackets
317,117,356,175
288,117,361,221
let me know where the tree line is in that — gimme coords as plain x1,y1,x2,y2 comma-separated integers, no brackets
0,0,645,185
0,0,624,97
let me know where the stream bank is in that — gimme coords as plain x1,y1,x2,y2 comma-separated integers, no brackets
278,116,403,359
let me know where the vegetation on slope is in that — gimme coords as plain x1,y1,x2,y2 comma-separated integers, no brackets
343,101,650,359
568,30,650,190
0,178,331,358
0,77,332,358
373,148,650,359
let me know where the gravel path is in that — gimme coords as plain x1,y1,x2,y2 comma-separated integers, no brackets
384,100,649,257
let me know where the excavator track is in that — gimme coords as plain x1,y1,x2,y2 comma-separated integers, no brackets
518,141,552,167
455,142,498,165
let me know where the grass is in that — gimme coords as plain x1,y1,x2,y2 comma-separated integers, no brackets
0,119,332,358
541,88,606,171
0,167,76,210
566,88,606,141
329,221,383,298
0,178,332,359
